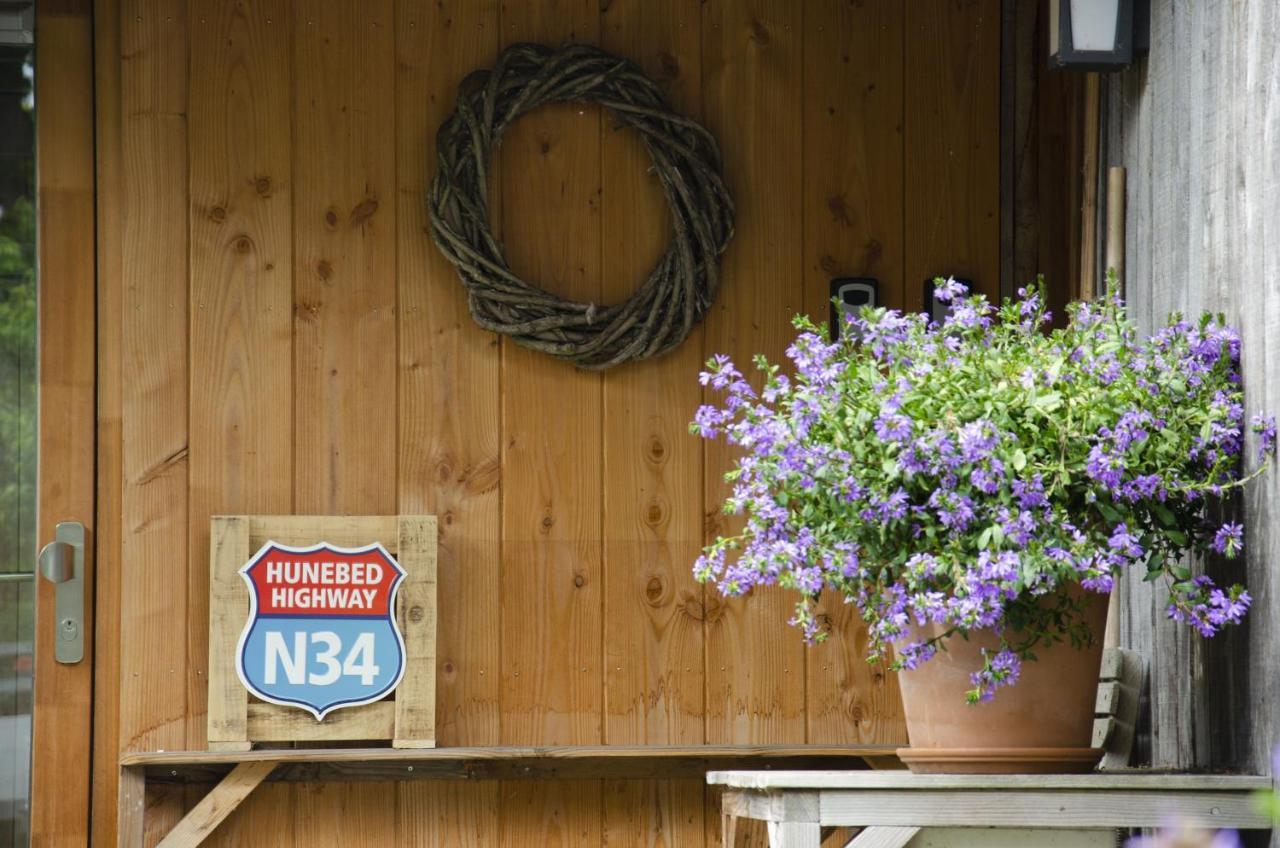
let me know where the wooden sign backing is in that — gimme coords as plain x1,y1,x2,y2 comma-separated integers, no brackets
207,515,437,751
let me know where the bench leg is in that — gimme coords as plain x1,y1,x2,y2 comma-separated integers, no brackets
847,826,921,848
767,820,821,847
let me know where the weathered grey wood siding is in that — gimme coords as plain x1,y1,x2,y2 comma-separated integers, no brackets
1104,0,1280,777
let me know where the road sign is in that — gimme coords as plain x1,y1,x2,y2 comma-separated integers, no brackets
235,540,407,720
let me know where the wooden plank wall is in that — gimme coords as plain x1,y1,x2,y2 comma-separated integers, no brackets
1104,0,1280,779
90,0,1000,844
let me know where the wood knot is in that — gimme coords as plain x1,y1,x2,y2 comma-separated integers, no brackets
827,194,853,227
254,176,272,196
442,660,456,677
435,459,453,483
295,300,321,322
573,572,586,588
539,139,551,155
463,458,501,495
324,208,339,229
350,197,379,227
408,605,425,622
209,206,226,223
541,514,554,530
861,238,883,267
644,575,665,605
234,235,253,254
850,702,864,723
646,434,666,464
644,497,666,528
316,259,333,281
748,18,770,45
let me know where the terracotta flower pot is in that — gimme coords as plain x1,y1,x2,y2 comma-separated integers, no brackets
895,590,1109,774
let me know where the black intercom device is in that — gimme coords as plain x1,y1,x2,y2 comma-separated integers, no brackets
922,277,973,325
829,277,878,341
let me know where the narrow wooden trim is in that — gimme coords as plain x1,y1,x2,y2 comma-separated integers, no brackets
207,517,250,747
153,761,277,848
117,765,146,848
849,827,922,848
393,515,437,747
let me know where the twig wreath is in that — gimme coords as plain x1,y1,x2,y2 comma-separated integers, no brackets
428,43,735,370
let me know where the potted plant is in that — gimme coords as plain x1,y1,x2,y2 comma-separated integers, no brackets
693,279,1275,773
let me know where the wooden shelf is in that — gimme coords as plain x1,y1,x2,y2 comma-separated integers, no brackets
124,743,900,785
121,745,901,847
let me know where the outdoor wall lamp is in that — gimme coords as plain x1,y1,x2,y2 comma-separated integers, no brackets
1048,0,1149,71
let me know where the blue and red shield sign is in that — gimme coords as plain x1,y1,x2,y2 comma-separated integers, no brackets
235,541,407,720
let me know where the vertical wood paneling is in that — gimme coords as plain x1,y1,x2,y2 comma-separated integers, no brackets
496,1,604,844
119,0,191,751
188,0,294,751
91,0,125,839
600,1,707,843
292,0,398,516
497,0,603,749
801,0,907,748
293,0,398,842
701,4,805,842
118,2,191,843
1135,0,1192,769
189,2,297,843
32,3,96,845
904,0,1001,308
396,0,502,843
701,0,806,750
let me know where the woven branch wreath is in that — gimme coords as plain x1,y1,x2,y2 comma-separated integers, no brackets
428,43,735,370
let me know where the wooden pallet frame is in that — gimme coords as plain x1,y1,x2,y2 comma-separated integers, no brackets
206,514,437,750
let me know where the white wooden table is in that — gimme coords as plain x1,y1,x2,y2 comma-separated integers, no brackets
707,770,1273,848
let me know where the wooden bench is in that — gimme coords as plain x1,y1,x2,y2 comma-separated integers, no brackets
117,744,900,847
706,770,1274,847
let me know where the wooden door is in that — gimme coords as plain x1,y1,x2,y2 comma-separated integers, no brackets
29,2,97,845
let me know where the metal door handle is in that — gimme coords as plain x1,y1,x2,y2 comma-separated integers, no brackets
37,521,84,664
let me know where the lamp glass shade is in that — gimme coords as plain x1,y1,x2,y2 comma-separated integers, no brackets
1070,0,1120,51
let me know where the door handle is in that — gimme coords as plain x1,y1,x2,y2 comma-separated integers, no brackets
37,521,84,664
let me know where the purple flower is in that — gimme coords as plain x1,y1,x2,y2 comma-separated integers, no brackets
1086,444,1125,489
875,410,912,444
1011,474,1047,509
1252,413,1277,460
933,276,969,303
969,648,1021,703
1108,523,1145,559
1212,522,1243,557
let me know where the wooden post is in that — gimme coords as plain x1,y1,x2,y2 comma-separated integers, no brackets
1078,73,1101,301
1105,166,1127,294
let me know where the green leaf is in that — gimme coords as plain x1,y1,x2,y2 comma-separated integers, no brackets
1033,392,1062,412
1011,449,1027,472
